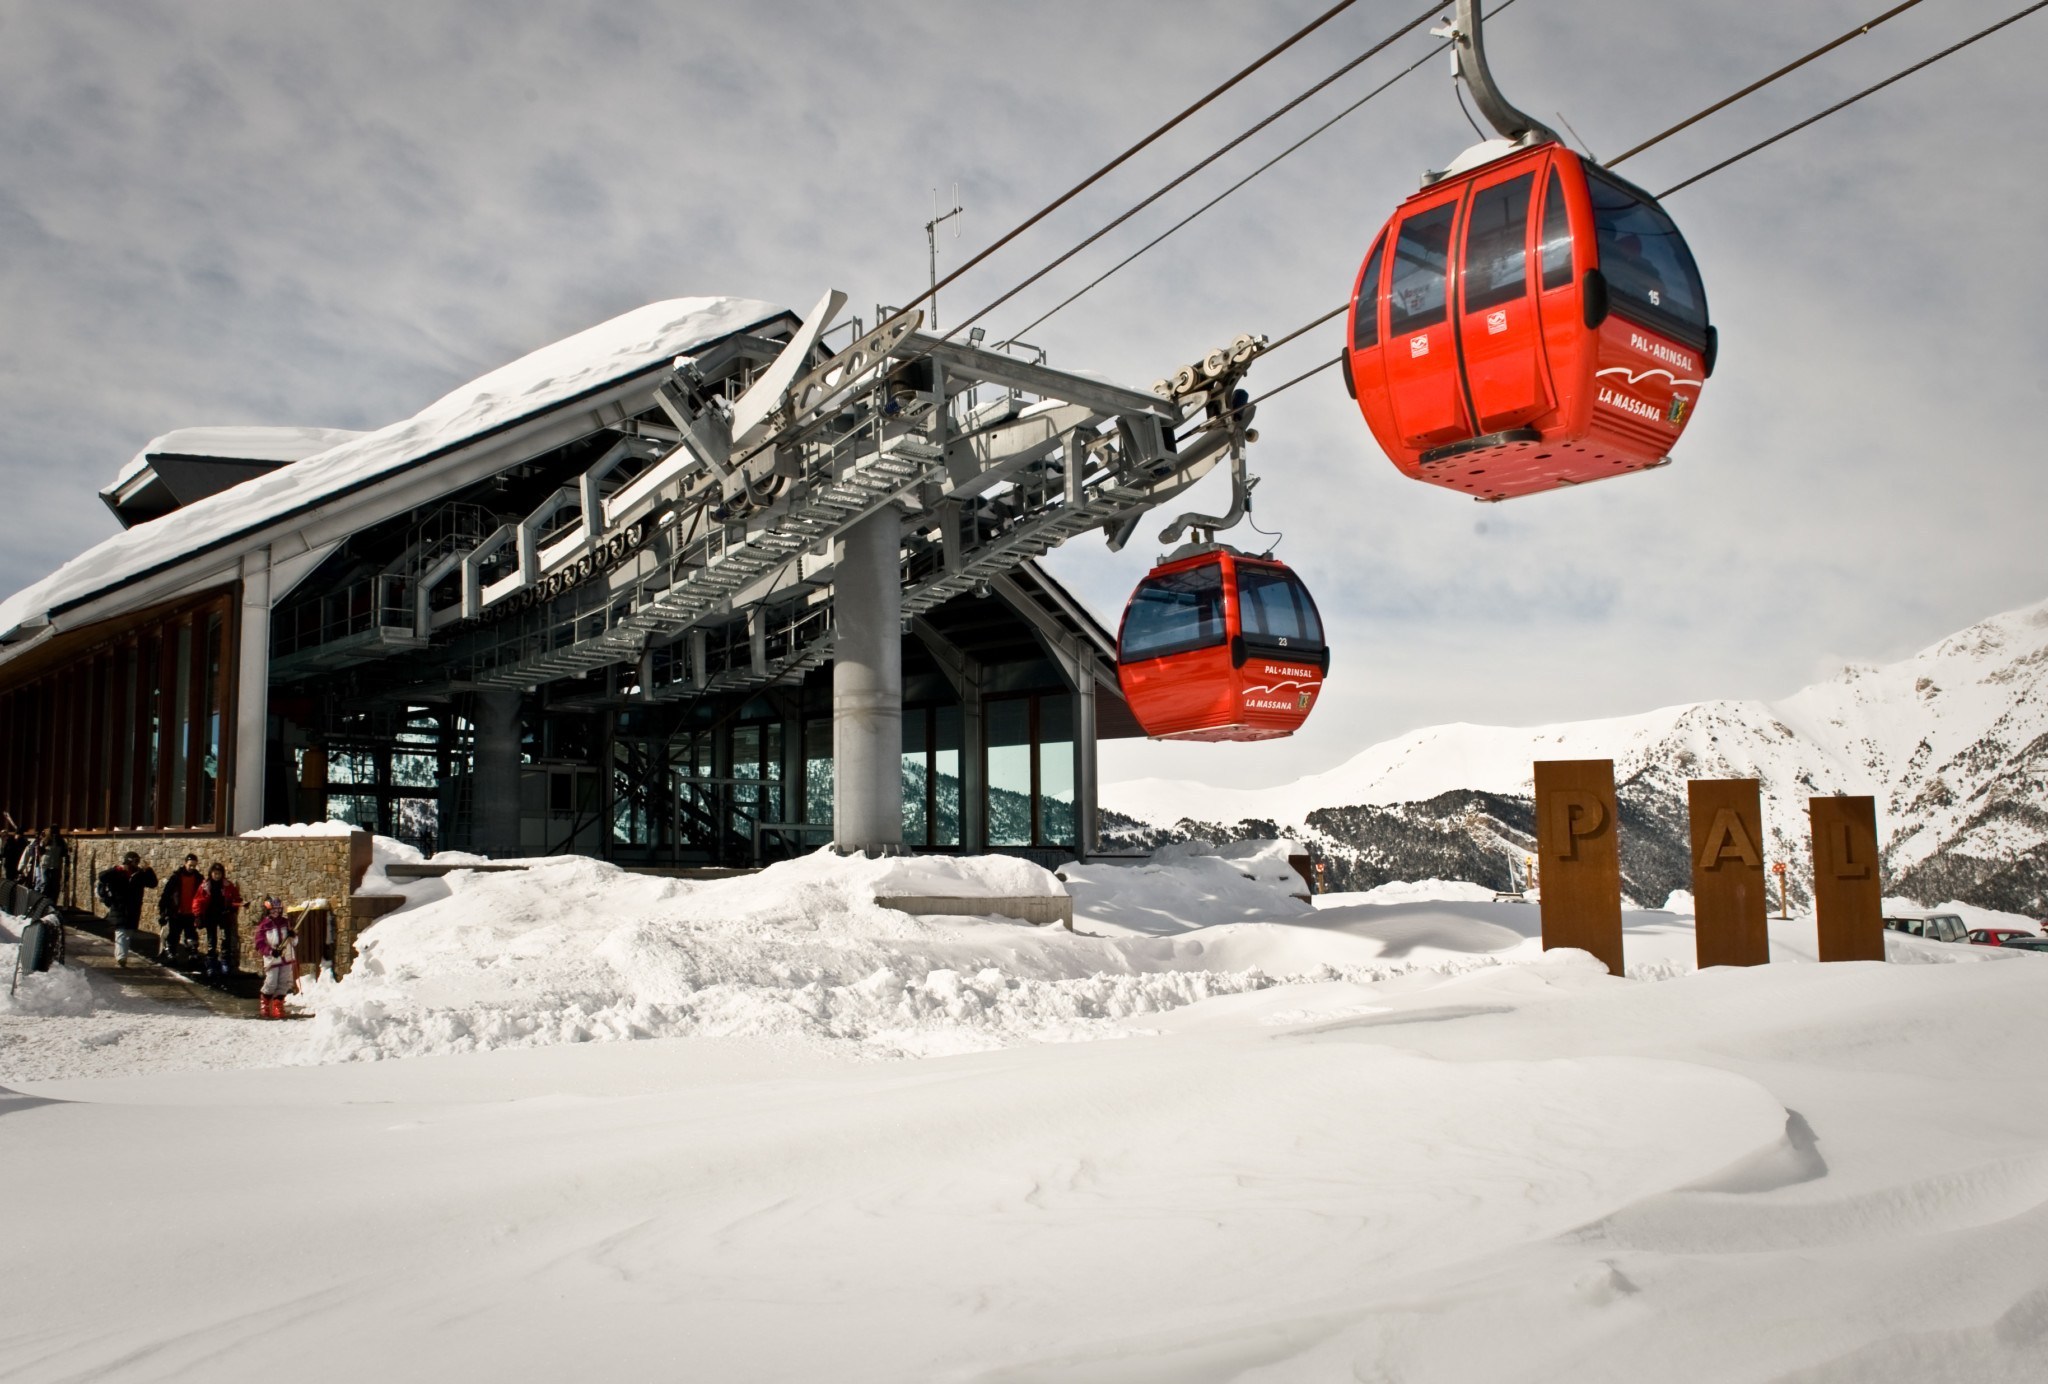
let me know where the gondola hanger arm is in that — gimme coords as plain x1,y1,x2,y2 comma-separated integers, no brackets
1441,0,1560,148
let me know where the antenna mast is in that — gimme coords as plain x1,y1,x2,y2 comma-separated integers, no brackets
924,187,964,330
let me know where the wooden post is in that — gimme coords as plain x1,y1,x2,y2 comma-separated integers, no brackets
1533,759,1624,975
1809,795,1884,962
1687,778,1769,967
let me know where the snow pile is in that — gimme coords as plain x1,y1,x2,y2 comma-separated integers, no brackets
865,852,1068,898
1319,878,1502,907
0,914,93,1017
1061,848,1315,934
0,954,95,1016
292,839,2032,1067
296,850,1318,1063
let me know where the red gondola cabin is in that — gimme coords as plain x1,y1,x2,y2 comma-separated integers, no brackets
1344,141,1715,502
1116,548,1327,742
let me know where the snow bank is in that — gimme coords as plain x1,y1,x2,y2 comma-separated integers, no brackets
0,915,94,1016
297,850,1282,1063
230,840,2038,1071
1062,849,1315,934
1317,879,1502,907
0,952,95,1016
866,852,1067,898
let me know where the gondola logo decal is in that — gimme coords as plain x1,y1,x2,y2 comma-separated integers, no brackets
1410,334,1429,357
1242,668,1322,713
1595,366,1704,390
1668,396,1689,425
1486,310,1508,335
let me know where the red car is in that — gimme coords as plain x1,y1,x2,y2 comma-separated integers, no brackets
1966,927,2039,948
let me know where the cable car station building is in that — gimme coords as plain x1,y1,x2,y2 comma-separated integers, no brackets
0,294,1250,867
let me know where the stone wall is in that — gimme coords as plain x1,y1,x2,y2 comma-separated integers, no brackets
59,830,390,977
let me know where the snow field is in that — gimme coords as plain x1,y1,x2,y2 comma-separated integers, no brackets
7,853,2048,1378
12,942,2048,1381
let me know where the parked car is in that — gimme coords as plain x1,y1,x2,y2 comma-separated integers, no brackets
1883,912,1970,944
1966,927,2039,948
2000,936,2048,954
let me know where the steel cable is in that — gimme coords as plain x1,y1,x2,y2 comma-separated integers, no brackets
1605,0,1927,168
995,0,1525,346
949,0,1444,339
1658,0,2048,197
901,0,1367,319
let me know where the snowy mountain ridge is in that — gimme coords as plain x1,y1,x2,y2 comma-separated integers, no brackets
1107,595,2048,911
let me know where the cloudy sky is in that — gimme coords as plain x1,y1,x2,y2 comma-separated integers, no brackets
2,0,2043,790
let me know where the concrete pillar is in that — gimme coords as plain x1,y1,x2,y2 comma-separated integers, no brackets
474,687,523,857
230,548,272,833
832,507,903,851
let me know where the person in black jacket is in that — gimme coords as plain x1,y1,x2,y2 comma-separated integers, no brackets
160,853,203,965
96,852,160,967
1,815,25,883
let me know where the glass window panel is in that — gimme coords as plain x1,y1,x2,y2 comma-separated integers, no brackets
1539,168,1573,291
142,634,161,825
391,751,439,790
392,797,439,847
1037,696,1075,847
327,793,379,831
1585,168,1708,340
1119,561,1227,662
804,719,832,826
1351,232,1385,350
1463,173,1533,313
901,709,929,846
731,725,761,839
116,644,136,826
986,698,1033,847
169,621,193,826
933,705,962,848
200,612,222,824
1388,201,1455,335
328,749,378,785
1235,566,1326,647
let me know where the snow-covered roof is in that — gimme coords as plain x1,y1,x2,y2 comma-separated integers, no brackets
1,296,787,644
103,426,369,499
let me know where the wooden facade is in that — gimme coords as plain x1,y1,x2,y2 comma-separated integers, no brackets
0,588,238,834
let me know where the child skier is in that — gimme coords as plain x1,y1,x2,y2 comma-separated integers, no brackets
252,897,297,1020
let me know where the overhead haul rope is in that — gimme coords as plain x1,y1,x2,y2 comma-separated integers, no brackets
950,0,1445,340
1605,0,1927,168
1657,0,2048,197
897,0,1367,321
996,0,1524,346
1204,0,2048,430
